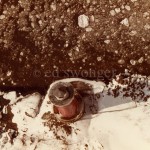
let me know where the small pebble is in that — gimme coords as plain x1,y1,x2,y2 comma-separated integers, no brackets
138,57,144,63
115,8,121,13
38,20,42,25
75,47,80,52
143,12,149,18
118,59,125,65
110,10,116,16
20,52,24,56
31,23,35,28
0,15,5,19
129,30,137,36
78,14,89,28
51,4,56,11
7,71,12,76
125,5,131,11
144,24,150,30
104,40,110,44
97,57,102,61
82,59,86,63
120,18,129,27
130,60,137,65
86,27,92,32
87,0,90,3
121,5,125,9
131,0,137,2
3,11,7,14
90,15,95,22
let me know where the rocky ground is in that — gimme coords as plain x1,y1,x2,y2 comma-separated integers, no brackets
0,0,150,89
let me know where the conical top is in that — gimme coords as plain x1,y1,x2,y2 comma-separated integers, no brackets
53,86,69,100
49,82,74,106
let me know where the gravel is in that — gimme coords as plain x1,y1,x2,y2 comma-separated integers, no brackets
0,0,150,88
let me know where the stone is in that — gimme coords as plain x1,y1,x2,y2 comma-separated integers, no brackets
120,18,129,27
78,14,89,28
130,59,137,65
110,10,116,16
118,59,125,65
0,15,5,19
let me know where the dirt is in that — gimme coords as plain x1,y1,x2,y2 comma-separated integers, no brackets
0,0,150,89
108,73,150,102
42,112,73,144
0,96,18,143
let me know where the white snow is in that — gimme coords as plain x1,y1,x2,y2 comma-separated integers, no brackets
3,91,17,104
0,77,150,149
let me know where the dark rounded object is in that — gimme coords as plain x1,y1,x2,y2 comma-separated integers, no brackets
49,82,74,106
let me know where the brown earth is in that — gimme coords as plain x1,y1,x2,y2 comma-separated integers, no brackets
0,0,150,91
